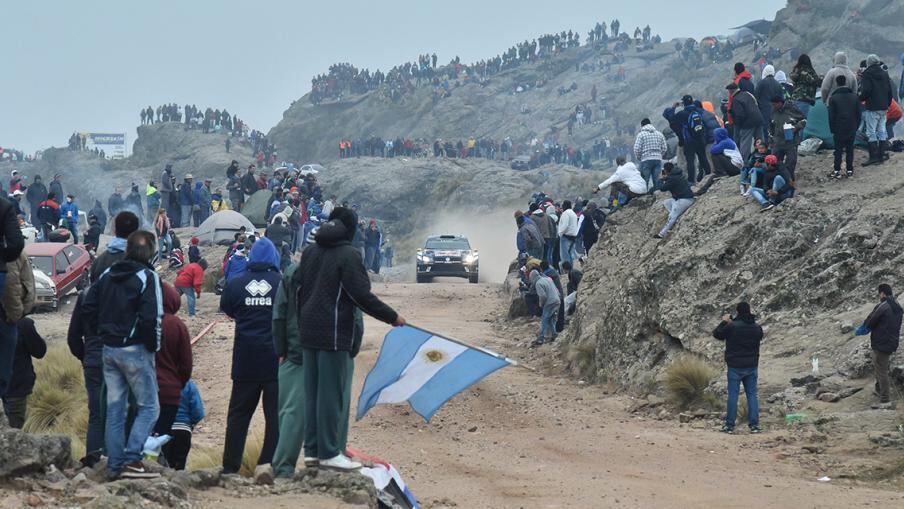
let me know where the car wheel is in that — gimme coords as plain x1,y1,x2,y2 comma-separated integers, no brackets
416,275,430,284
469,273,479,284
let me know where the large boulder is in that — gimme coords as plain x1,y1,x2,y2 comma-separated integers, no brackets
0,426,72,478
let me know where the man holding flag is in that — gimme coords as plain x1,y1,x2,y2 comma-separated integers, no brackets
292,207,405,471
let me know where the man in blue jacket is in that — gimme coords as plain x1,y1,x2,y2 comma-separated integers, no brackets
220,237,282,480
81,230,163,479
60,194,80,243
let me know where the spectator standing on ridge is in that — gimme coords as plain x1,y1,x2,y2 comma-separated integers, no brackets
860,54,894,166
858,283,902,409
530,266,560,347
178,175,194,228
633,118,667,192
820,52,857,105
827,75,861,178
663,95,711,184
556,200,579,273
755,65,784,141
768,96,806,179
727,82,763,162
713,302,763,434
789,54,821,117
160,165,175,218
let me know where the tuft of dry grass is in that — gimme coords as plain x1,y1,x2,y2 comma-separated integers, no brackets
663,356,716,410
25,346,87,460
566,342,597,380
188,430,264,477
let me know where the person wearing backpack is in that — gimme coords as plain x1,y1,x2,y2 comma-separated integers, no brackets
664,95,711,185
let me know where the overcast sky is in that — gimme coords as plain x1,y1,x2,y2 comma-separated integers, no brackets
1,0,785,154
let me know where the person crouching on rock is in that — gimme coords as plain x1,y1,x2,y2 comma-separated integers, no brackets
530,267,560,347
713,302,763,434
653,162,694,239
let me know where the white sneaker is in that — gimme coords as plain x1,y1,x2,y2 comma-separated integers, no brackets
303,457,319,467
320,454,362,471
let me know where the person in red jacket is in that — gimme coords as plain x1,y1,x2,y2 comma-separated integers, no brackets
154,283,193,461
174,259,207,317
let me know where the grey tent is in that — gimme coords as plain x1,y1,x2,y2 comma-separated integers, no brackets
195,210,256,246
728,27,759,45
240,189,274,228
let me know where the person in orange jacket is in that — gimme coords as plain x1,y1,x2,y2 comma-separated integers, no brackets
174,259,208,317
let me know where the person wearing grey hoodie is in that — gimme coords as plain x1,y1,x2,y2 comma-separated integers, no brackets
820,52,858,104
530,268,560,347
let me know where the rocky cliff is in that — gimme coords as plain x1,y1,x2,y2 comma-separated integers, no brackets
565,153,903,396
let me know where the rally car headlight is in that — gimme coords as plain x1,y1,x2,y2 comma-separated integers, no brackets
464,252,479,264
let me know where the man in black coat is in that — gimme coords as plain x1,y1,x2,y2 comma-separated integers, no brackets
713,302,763,434
25,175,47,224
4,318,47,429
292,207,404,470
861,283,902,406
0,195,26,416
860,53,894,165
827,75,861,178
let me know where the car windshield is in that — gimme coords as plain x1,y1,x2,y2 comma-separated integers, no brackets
425,238,470,250
29,256,53,277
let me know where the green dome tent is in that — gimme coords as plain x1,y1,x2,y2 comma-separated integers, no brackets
240,189,274,228
801,99,834,150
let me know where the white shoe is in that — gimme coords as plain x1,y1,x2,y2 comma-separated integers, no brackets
254,464,274,485
303,457,319,467
320,454,362,471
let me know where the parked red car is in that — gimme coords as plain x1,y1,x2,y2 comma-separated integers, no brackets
25,243,91,299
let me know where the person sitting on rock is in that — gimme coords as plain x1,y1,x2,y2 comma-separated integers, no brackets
709,128,743,177
592,155,647,210
653,162,694,239
740,139,770,196
749,155,794,212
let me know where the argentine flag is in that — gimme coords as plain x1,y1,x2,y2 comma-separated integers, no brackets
357,325,513,422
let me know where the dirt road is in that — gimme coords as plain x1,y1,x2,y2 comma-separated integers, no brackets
190,280,903,509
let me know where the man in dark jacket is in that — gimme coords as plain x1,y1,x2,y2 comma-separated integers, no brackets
662,95,711,184
49,175,63,202
861,283,902,406
82,230,163,480
293,207,404,470
860,54,895,166
3,318,46,429
89,200,107,234
90,211,139,283
827,75,861,178
241,165,258,198
769,97,806,179
25,174,47,224
178,175,194,228
363,220,383,272
654,163,695,239
755,66,784,142
220,237,282,479
727,83,763,162
265,216,294,270
749,155,794,211
159,164,175,218
227,170,244,212
0,195,25,414
713,302,763,434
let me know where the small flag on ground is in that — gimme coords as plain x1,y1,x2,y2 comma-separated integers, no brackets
357,325,513,422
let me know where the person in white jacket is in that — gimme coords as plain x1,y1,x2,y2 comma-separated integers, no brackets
556,200,579,272
592,156,648,207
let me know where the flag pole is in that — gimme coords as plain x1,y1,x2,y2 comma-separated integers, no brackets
405,323,535,372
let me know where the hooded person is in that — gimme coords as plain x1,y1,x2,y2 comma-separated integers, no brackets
89,200,107,233
291,207,404,471
153,283,193,461
530,267,560,346
860,53,895,166
713,302,763,434
224,244,249,282
709,127,743,177
790,54,821,116
827,74,862,178
25,174,47,223
219,237,282,480
820,52,858,104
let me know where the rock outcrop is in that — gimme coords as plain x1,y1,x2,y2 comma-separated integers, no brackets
564,153,903,391
0,425,72,478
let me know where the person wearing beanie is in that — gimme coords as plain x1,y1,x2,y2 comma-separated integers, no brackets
755,65,784,142
220,237,282,481
860,53,895,166
713,302,763,434
288,207,404,471
188,237,201,264
174,259,207,317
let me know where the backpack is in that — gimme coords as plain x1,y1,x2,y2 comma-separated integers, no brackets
685,109,705,141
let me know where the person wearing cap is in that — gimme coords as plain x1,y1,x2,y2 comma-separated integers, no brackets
748,155,793,212
727,82,763,162
178,175,194,228
860,53,895,166
8,170,23,195
8,190,25,218
769,95,806,179
713,302,763,434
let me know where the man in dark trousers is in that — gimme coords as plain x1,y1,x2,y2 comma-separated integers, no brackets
293,208,405,471
220,237,282,483
0,195,26,422
827,75,862,178
25,174,47,224
713,302,763,434
859,283,902,408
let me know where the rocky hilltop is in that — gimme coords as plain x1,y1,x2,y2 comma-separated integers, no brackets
269,0,904,164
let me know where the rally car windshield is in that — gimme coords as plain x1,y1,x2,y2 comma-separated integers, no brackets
425,239,470,250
